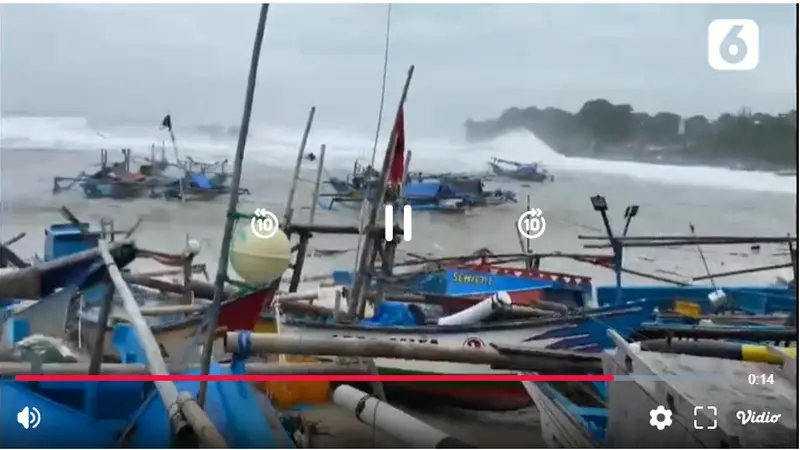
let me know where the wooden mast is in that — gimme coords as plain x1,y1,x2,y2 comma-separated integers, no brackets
347,66,414,318
197,3,271,408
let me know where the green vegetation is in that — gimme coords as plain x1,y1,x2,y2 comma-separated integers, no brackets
465,99,797,169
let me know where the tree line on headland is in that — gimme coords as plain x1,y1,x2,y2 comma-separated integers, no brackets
465,99,797,170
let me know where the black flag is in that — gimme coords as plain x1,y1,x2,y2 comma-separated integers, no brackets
160,114,172,131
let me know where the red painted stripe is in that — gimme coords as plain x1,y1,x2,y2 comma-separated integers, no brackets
15,374,613,382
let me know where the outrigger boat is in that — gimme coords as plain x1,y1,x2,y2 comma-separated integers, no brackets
53,144,246,202
11,219,276,360
322,111,516,212
326,171,517,212
53,149,152,199
489,157,554,182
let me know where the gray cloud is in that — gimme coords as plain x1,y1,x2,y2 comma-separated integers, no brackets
1,4,795,137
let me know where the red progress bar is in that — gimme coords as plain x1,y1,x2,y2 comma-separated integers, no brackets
15,374,614,382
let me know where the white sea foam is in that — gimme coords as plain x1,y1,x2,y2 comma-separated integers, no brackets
1,115,795,194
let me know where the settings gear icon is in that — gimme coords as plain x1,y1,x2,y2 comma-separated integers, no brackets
649,405,673,430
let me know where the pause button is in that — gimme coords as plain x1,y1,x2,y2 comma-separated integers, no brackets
385,205,412,242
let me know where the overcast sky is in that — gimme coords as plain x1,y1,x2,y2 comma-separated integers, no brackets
1,4,796,136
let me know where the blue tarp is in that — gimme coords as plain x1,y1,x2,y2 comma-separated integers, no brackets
403,181,441,198
360,301,424,326
191,173,213,189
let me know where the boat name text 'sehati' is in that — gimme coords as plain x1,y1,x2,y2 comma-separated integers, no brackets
452,272,492,285
735,410,781,425
332,334,440,345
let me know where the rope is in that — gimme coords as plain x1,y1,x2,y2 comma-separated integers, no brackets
352,4,393,273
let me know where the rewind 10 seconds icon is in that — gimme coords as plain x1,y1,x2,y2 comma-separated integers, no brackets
708,19,759,71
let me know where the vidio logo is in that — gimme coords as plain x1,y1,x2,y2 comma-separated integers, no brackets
708,19,759,71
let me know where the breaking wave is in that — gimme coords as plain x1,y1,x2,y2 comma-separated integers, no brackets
1,115,795,194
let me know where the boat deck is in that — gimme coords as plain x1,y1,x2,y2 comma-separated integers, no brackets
605,342,797,448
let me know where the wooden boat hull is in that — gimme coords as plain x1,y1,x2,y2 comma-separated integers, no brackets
489,162,552,182
80,286,274,360
408,266,592,312
276,299,663,411
1,286,78,345
521,381,600,447
80,179,149,199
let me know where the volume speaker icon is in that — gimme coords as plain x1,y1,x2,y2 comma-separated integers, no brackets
384,205,412,242
17,406,41,430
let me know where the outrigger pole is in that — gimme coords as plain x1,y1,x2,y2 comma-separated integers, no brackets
98,241,228,447
197,3,271,409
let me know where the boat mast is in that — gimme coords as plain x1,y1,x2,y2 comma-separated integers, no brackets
348,66,415,318
197,3,271,408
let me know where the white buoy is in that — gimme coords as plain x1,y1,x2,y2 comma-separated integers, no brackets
332,385,473,448
437,291,512,326
229,223,291,285
185,239,202,256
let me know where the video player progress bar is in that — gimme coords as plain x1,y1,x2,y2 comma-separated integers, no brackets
384,204,412,242
14,374,738,382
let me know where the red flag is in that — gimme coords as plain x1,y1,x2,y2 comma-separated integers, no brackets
388,105,405,185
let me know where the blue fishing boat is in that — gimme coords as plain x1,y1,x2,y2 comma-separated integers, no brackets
0,317,297,448
330,264,591,316
325,173,516,212
596,284,796,320
53,147,245,201
489,157,554,182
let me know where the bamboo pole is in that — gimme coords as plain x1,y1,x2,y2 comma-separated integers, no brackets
349,65,415,318
0,240,131,299
283,106,317,225
692,262,794,281
123,274,235,300
97,241,228,447
176,392,228,448
0,362,371,376
88,281,116,375
138,290,320,316
223,333,602,373
308,143,326,224
199,3,271,409
584,240,798,249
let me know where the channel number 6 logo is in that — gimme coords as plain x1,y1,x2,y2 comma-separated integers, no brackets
708,19,759,71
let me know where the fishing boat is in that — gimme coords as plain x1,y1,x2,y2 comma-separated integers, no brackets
331,264,592,314
147,157,248,201
52,143,245,202
522,329,797,447
489,157,554,182
77,285,274,360
275,297,672,411
53,149,153,199
0,320,298,447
